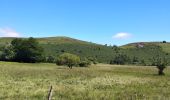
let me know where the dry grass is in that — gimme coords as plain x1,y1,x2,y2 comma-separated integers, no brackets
0,62,170,100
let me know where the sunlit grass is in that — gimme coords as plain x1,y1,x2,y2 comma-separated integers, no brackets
0,62,170,100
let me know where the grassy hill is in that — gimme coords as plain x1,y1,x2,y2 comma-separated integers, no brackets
121,42,170,53
0,37,116,63
0,37,170,64
121,42,170,65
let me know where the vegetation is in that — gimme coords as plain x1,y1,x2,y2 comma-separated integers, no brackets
0,37,170,65
56,53,80,69
110,53,131,65
0,37,44,63
79,59,91,67
0,45,15,61
0,37,170,99
0,62,170,99
152,56,168,75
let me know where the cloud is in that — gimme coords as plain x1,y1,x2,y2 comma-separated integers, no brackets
113,32,132,39
0,27,21,37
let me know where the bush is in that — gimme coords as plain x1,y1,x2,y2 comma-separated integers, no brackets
56,53,80,69
79,60,91,67
87,57,98,64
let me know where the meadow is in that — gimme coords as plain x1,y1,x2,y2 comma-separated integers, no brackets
0,61,170,100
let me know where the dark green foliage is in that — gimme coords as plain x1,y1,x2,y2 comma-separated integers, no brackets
46,56,55,63
11,37,44,63
0,45,15,61
140,59,146,66
152,55,168,75
163,41,167,43
79,60,91,67
56,53,80,69
112,45,120,53
132,56,139,64
110,53,131,65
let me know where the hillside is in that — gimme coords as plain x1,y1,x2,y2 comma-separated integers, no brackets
122,42,170,53
0,37,170,64
0,37,116,63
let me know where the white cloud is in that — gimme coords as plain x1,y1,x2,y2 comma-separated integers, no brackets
113,32,132,39
0,27,21,37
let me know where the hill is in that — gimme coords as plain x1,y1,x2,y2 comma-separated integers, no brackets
121,42,170,53
0,37,116,63
0,37,170,64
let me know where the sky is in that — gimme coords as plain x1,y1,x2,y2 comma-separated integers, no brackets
0,0,170,45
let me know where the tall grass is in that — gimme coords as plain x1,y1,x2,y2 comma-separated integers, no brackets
0,62,170,100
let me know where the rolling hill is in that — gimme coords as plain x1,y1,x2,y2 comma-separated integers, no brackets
0,37,116,63
0,37,170,64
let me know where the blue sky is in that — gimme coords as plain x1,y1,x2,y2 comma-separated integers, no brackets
0,0,170,45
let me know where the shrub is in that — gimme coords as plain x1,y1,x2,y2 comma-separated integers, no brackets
87,57,98,64
79,60,91,67
152,56,168,75
56,53,80,69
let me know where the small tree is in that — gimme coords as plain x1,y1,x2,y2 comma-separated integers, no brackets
152,56,168,75
56,53,80,69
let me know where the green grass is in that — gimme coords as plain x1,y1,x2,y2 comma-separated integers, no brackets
0,62,170,100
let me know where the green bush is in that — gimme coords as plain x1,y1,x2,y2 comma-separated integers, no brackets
79,60,91,67
56,53,80,69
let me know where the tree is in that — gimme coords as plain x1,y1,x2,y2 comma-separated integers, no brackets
152,56,168,75
163,41,167,43
56,53,80,69
0,45,15,61
11,37,44,63
110,53,130,65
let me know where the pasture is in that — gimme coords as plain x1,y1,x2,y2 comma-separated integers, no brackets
0,62,170,100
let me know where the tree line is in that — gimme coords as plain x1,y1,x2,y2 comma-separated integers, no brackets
0,37,168,75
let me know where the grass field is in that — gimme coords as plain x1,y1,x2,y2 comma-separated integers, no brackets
0,62,170,100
